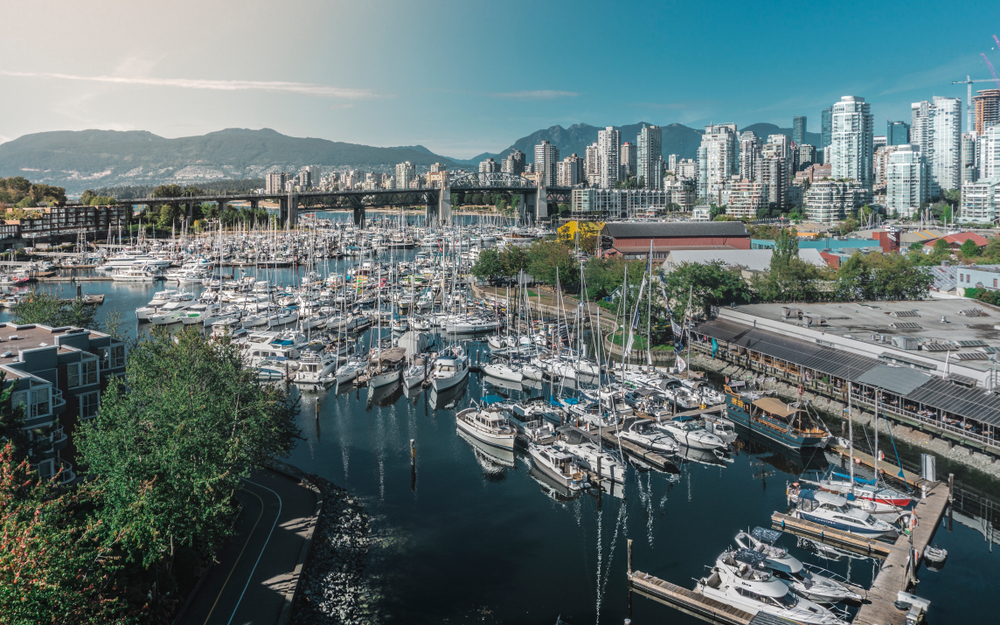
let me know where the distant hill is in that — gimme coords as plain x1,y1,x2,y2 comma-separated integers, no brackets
0,128,460,194
0,122,823,195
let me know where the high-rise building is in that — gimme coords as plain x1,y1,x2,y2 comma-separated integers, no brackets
479,158,499,174
597,127,621,188
265,172,287,194
668,154,678,172
430,162,447,173
960,178,998,223
637,125,663,189
738,131,761,181
972,89,1000,136
534,140,559,187
887,120,910,145
676,159,698,181
792,116,807,146
873,136,887,150
979,124,1000,180
697,123,738,201
962,133,978,186
886,144,927,218
873,145,899,190
725,179,765,219
501,150,525,176
620,142,637,178
798,144,816,169
395,161,416,189
759,134,791,211
557,154,584,187
296,170,312,189
912,97,962,195
821,106,833,159
829,96,874,188
584,143,600,186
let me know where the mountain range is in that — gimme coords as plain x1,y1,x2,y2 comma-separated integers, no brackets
0,123,821,195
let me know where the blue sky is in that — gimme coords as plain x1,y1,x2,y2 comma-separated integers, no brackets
2,0,1000,158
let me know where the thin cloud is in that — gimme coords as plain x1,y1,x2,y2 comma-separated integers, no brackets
0,70,379,99
0,135,10,145
492,90,579,101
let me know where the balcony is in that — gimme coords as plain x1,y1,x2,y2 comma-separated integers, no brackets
52,388,66,412
32,459,76,485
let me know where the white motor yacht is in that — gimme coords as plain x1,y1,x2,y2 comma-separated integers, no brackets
335,356,368,387
788,488,899,538
368,347,406,389
617,419,680,455
527,443,589,491
455,404,516,451
295,350,339,386
553,434,626,484
696,549,846,625
734,528,863,604
430,345,470,392
481,360,523,384
654,415,727,451
148,295,199,325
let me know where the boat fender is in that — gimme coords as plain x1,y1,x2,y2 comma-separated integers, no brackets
879,451,885,462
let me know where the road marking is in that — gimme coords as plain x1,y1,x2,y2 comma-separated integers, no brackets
202,486,265,625
226,479,283,625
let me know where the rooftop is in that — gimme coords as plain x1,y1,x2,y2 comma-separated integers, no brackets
0,323,105,363
729,299,1000,375
602,221,749,239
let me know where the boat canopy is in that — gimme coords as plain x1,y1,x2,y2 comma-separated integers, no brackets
832,470,877,486
482,395,505,405
751,526,782,545
751,397,797,418
733,548,768,568
801,489,847,507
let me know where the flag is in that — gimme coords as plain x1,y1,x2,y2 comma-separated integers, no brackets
676,356,687,373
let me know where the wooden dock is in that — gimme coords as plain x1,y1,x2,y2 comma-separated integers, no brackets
852,481,950,625
628,570,754,625
771,512,893,558
569,423,678,473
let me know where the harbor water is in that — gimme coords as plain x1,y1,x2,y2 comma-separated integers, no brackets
6,242,998,624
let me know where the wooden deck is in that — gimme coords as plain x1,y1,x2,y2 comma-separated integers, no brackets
629,570,754,625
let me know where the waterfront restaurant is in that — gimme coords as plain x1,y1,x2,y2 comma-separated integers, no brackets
690,301,1000,455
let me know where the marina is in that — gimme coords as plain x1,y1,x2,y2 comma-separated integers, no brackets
1,213,996,624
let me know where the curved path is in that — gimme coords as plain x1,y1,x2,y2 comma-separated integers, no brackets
176,469,318,625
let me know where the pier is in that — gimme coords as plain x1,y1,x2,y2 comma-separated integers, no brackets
628,570,755,625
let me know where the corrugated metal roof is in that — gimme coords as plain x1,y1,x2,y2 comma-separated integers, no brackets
856,365,932,396
602,221,749,239
905,378,1000,426
798,349,879,380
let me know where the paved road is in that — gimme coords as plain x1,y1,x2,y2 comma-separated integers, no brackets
177,469,318,625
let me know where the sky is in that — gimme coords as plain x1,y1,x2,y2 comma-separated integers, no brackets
3,0,1000,158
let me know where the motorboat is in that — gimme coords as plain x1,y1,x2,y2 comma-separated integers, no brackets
455,403,517,451
148,295,199,325
430,344,470,392
702,413,738,445
616,419,680,455
554,430,626,483
527,443,588,491
295,350,339,386
788,487,899,538
112,266,162,283
696,549,846,625
335,356,368,387
654,415,727,451
734,528,863,604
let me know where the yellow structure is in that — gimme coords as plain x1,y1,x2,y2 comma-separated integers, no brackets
558,220,605,241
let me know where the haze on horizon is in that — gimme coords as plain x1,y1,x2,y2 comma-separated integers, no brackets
2,0,999,159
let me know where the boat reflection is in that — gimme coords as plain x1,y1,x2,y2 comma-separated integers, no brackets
675,444,734,467
457,428,515,480
733,426,829,474
368,379,403,407
482,374,522,392
430,376,469,410
627,451,682,482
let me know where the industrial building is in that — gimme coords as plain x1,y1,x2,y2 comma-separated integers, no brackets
599,221,751,259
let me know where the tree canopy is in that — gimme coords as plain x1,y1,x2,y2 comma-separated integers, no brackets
660,260,753,318
13,290,99,329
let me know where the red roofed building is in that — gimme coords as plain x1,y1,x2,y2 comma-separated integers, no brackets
599,221,751,259
923,232,990,250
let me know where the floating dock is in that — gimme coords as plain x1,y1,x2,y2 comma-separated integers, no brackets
628,570,754,625
826,443,930,490
770,512,893,558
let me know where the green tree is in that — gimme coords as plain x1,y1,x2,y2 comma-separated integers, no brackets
13,290,98,329
526,241,580,291
660,261,752,318
76,328,300,569
151,184,183,199
834,252,932,301
80,189,97,205
772,227,799,265
471,248,505,284
960,238,980,258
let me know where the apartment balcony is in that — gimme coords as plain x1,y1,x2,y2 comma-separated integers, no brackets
32,459,77,485
52,388,67,413
23,413,57,429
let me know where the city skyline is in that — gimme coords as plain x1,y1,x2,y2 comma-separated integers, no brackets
2,1,1000,158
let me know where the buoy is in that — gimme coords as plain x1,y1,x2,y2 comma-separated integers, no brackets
879,450,885,462
855,458,862,465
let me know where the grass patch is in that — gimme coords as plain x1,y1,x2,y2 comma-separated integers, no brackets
608,331,673,352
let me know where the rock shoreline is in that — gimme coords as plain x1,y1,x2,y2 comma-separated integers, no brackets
289,476,377,625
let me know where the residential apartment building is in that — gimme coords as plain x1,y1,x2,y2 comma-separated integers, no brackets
979,124,1000,180
960,178,998,223
597,127,621,188
697,123,738,201
829,96,874,188
1,323,127,484
804,179,869,223
395,161,416,189
4,204,130,248
667,154,678,173
885,144,928,218
972,89,1000,135
962,133,978,186
534,141,560,187
798,144,816,169
620,142,636,179
637,125,663,190
676,158,698,181
725,178,765,219
502,150,526,176
821,106,833,162
557,154,585,187
912,97,962,196
265,172,287,194
479,158,499,173
759,134,791,211
571,188,677,218
873,145,898,191
738,131,761,181
663,179,696,211
585,143,600,186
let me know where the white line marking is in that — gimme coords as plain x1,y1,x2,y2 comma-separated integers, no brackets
227,479,283,625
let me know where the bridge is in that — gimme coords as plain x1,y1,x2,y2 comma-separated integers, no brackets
116,172,572,228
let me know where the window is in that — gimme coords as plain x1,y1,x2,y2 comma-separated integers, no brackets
67,363,80,388
111,344,125,369
83,359,98,386
31,388,50,418
79,391,100,420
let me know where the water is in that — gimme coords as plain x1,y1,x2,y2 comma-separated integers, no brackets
9,260,998,625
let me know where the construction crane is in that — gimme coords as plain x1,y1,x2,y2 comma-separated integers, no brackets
981,53,1000,90
952,76,995,132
